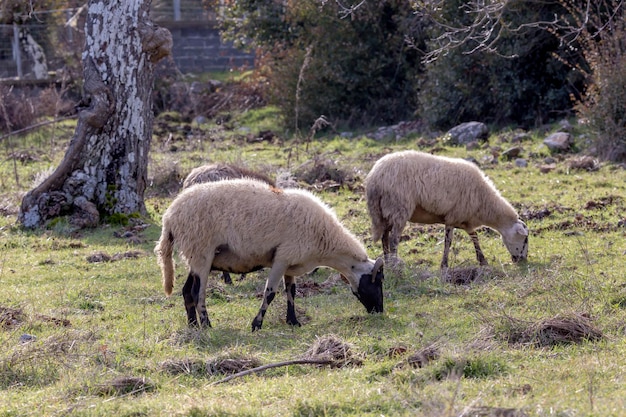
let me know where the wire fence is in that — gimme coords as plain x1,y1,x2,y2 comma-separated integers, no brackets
0,22,83,81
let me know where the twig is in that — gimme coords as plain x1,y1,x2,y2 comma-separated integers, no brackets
209,358,333,385
0,115,77,143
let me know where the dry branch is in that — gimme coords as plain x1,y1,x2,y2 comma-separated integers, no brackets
209,358,333,385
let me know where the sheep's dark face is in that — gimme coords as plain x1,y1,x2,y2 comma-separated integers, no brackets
503,220,529,262
352,260,384,313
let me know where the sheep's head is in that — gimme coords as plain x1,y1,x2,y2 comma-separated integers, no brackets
351,258,384,313
502,220,529,262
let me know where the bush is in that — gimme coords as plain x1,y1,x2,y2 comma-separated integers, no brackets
575,10,626,162
418,1,582,129
213,0,427,131
0,86,37,132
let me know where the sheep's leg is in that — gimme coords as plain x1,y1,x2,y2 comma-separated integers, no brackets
381,226,391,257
284,275,301,327
195,271,212,327
252,263,287,331
182,272,208,326
387,225,402,263
468,231,488,266
222,271,233,285
441,226,455,270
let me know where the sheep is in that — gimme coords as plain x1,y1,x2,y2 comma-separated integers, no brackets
365,150,528,270
182,162,275,284
155,178,384,331
183,162,275,189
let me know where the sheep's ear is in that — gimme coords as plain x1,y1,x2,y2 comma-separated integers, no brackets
339,274,349,284
515,221,528,236
372,258,384,283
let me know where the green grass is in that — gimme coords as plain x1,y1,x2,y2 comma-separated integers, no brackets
1,115,626,416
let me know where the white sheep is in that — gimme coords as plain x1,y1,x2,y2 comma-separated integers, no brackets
365,150,528,269
182,162,275,284
183,162,275,189
155,178,384,331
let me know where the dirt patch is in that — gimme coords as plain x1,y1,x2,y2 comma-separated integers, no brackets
461,406,528,417
584,195,622,210
92,376,155,397
568,156,599,171
86,250,145,263
303,334,363,368
442,266,496,286
405,342,441,369
0,306,25,328
0,305,70,328
292,157,358,190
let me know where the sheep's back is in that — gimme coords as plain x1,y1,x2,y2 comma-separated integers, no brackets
366,151,506,227
163,179,363,264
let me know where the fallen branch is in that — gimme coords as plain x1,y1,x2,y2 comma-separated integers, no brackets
0,115,77,142
210,358,333,385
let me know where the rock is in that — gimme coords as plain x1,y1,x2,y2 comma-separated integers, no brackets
544,132,572,152
445,122,489,146
569,156,599,171
559,119,573,132
502,146,523,160
515,158,528,168
20,334,36,344
70,197,100,228
511,132,531,143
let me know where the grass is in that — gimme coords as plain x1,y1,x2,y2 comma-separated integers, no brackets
1,111,626,416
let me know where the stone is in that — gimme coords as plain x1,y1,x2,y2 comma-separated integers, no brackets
502,146,522,160
446,122,489,146
544,132,572,152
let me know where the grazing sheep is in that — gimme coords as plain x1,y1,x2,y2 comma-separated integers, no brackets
183,162,275,189
182,163,275,284
365,150,528,269
155,178,384,331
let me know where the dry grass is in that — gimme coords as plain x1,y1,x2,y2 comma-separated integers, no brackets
405,342,442,369
207,355,264,376
303,334,363,368
91,376,155,397
499,312,603,347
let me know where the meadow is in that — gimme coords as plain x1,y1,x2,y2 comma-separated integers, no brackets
1,108,625,416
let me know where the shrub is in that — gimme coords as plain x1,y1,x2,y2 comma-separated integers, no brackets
418,0,582,129
211,0,427,131
575,7,626,162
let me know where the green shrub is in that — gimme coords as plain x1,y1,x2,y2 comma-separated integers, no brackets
212,0,426,131
418,1,582,129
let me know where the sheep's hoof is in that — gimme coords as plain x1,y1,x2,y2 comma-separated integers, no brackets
286,318,301,327
251,318,263,332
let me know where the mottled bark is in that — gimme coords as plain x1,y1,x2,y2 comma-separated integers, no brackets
19,0,172,228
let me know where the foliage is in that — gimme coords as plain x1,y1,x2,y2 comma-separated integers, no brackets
417,0,582,129
573,1,626,162
209,0,426,131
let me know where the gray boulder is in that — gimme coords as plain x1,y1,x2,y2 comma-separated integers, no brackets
544,132,573,152
446,122,489,145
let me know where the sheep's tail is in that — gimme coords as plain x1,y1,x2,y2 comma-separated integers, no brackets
155,225,175,296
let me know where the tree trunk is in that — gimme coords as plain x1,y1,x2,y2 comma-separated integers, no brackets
18,0,172,228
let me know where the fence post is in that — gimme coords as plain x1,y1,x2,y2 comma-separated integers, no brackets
173,0,181,21
12,24,23,79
